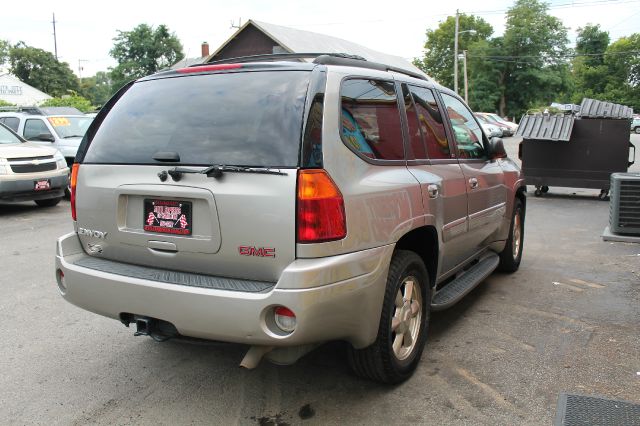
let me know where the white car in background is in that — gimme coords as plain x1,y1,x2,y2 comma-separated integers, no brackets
477,112,518,136
474,114,503,138
0,122,69,207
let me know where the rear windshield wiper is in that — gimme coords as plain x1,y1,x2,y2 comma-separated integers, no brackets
158,165,288,182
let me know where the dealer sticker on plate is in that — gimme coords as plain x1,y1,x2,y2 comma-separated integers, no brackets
34,180,50,191
143,199,192,235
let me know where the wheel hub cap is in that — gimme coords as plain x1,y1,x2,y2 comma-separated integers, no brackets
391,276,422,361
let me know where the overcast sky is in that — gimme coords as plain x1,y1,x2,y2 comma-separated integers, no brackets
2,0,639,77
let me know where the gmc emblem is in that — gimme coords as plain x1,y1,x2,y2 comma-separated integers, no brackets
238,246,276,258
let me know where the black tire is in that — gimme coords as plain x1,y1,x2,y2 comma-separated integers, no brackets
35,197,62,207
541,185,549,193
634,127,640,134
498,197,524,273
347,250,430,384
534,188,542,197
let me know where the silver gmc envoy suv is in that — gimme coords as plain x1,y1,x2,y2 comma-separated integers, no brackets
55,53,525,383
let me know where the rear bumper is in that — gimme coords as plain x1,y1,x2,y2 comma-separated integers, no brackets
0,172,68,201
55,233,394,348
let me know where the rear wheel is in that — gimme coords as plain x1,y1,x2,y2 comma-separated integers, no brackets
35,197,62,207
347,250,430,384
634,127,640,134
498,197,524,272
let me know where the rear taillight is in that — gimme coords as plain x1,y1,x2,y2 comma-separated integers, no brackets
297,169,346,243
70,163,79,221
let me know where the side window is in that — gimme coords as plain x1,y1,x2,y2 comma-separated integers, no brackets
340,79,404,160
0,117,19,132
401,84,427,159
440,93,487,160
409,86,451,160
24,119,52,140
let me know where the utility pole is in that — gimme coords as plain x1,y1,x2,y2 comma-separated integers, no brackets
52,13,58,60
462,50,468,103
78,59,88,84
453,9,459,94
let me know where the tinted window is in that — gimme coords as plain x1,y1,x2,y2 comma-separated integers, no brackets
441,94,486,160
402,85,427,159
24,119,51,140
84,71,310,167
0,124,22,144
409,86,450,160
1,117,19,132
340,79,404,160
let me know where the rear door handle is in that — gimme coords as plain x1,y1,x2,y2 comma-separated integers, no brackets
469,178,479,189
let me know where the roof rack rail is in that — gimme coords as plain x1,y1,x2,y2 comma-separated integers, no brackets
0,106,43,115
312,55,428,82
205,52,429,82
205,52,366,65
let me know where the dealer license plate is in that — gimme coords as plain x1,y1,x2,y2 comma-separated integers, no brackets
34,180,50,191
143,199,192,235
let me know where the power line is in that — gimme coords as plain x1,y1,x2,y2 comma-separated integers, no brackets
467,50,640,59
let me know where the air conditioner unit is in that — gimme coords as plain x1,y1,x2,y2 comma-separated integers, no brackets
609,173,640,235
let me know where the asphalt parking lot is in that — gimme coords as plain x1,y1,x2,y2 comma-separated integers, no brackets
1,136,638,425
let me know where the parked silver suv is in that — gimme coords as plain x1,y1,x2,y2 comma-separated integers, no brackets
55,54,526,383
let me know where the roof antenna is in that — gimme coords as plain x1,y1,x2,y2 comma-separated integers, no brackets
230,18,242,29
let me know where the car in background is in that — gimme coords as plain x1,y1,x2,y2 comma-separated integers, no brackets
474,114,503,138
476,112,517,136
0,107,94,167
0,122,69,207
631,117,640,134
0,107,93,197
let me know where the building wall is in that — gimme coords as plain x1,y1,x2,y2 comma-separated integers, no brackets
210,24,283,61
0,74,51,106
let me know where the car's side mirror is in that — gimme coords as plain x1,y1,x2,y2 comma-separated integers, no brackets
489,137,507,160
36,133,55,142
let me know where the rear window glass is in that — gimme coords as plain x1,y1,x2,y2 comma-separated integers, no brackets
83,71,310,167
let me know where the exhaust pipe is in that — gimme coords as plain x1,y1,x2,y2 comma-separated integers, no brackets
240,346,274,369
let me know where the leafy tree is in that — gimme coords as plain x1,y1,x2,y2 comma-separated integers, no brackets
0,39,10,67
570,25,610,103
109,24,184,90
413,14,493,90
0,99,15,107
499,0,571,116
467,38,505,112
602,34,640,110
576,24,610,67
8,43,79,97
79,71,113,106
41,94,93,112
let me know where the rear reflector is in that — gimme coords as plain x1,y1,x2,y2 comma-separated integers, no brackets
176,64,243,74
70,163,79,221
274,306,296,333
297,169,346,243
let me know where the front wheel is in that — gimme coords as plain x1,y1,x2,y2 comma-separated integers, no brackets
347,250,430,384
634,127,640,134
498,197,524,272
35,197,62,207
